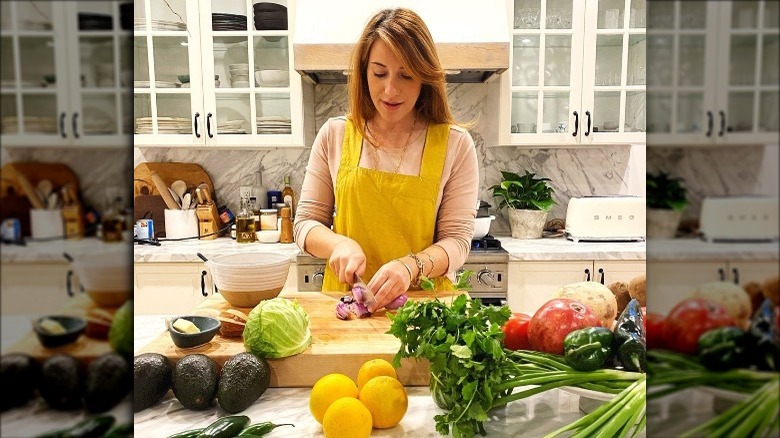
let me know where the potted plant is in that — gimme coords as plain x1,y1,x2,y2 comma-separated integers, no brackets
646,171,688,238
490,170,555,239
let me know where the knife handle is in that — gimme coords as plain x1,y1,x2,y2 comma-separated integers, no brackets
198,183,213,204
195,187,205,204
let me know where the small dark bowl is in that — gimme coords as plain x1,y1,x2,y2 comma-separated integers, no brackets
34,316,86,348
168,316,221,349
253,2,287,13
254,18,287,30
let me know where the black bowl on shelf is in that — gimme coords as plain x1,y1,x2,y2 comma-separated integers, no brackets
120,3,133,30
255,10,287,22
254,17,287,30
168,315,221,349
253,2,287,13
78,13,113,30
33,315,86,348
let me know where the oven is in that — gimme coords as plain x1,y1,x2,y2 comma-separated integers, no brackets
296,235,509,306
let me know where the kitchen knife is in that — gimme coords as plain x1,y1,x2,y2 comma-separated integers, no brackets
195,186,205,204
150,171,180,210
354,274,377,308
198,183,213,204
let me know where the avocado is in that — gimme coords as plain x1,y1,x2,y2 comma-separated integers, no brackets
133,353,172,412
172,354,218,410
40,354,82,410
217,352,271,413
84,352,131,413
1,353,41,411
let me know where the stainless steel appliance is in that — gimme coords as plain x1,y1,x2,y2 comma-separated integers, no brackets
296,235,509,305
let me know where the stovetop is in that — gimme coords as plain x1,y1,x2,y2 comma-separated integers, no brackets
471,235,504,251
467,235,508,264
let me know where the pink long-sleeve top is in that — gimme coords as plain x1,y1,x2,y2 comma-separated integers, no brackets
293,117,478,273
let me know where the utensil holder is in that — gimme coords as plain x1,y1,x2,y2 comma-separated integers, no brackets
61,204,85,239
30,208,64,239
164,209,199,239
196,202,221,240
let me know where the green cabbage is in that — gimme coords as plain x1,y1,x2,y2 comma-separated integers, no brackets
243,297,312,358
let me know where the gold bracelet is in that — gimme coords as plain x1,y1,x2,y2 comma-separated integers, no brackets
420,251,435,276
407,253,425,287
393,259,414,284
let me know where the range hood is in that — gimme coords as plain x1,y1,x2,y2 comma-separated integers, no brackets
293,0,510,84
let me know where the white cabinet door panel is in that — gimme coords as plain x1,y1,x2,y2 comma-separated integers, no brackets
509,261,594,315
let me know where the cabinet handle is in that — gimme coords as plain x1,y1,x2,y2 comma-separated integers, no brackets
206,112,214,138
718,110,726,136
706,111,713,137
598,268,605,285
59,112,67,138
72,112,80,138
731,267,739,285
572,111,579,137
66,270,74,297
585,268,591,281
194,112,201,138
584,111,591,136
200,270,208,296
718,267,725,281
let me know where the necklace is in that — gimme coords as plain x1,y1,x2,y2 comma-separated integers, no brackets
366,114,417,174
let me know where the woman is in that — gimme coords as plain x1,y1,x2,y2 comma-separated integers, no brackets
294,7,478,312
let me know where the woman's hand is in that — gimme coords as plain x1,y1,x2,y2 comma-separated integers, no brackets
367,260,412,313
328,238,366,284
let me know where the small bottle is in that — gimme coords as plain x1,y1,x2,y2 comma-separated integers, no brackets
101,196,124,243
249,196,261,233
253,170,267,209
235,197,255,243
281,175,297,217
279,206,294,243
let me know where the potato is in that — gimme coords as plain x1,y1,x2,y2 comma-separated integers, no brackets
689,281,752,329
742,281,765,316
762,275,779,306
607,281,631,314
628,274,646,307
550,281,618,328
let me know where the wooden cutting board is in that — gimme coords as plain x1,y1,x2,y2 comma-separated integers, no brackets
136,290,467,387
133,162,215,203
3,295,118,364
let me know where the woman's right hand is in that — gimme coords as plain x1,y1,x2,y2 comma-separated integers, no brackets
329,238,366,284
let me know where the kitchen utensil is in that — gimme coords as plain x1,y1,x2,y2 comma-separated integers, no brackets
182,193,192,210
195,187,205,204
150,171,180,210
164,208,198,239
47,192,59,209
168,187,182,209
30,208,64,239
198,183,213,204
354,274,377,308
15,172,45,209
37,179,53,202
171,180,188,200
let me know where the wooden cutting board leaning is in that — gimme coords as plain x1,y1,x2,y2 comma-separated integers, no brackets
136,290,468,387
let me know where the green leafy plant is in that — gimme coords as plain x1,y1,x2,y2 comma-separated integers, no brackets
647,171,688,211
490,170,555,211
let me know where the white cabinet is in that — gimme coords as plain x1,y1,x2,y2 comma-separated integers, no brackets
134,262,214,314
508,259,645,315
647,259,779,314
493,0,646,146
647,1,779,145
0,1,131,148
133,0,314,148
1,262,73,314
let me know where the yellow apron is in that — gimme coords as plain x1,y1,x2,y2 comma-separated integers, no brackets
322,118,453,293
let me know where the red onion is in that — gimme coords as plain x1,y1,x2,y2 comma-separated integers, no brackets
352,284,365,303
335,302,351,320
384,294,408,310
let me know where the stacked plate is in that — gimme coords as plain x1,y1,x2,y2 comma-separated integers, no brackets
256,116,291,134
84,119,115,134
134,80,178,88
135,116,190,134
212,13,247,31
133,18,187,31
228,63,255,88
253,2,288,30
2,116,58,133
78,13,113,30
217,119,247,134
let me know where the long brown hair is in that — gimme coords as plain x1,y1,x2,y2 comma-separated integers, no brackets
347,8,462,138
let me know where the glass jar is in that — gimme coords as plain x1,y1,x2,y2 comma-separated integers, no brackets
259,209,278,230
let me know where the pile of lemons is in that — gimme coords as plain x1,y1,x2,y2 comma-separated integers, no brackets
309,358,408,438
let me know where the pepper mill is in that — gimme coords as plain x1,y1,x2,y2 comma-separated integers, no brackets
279,206,294,243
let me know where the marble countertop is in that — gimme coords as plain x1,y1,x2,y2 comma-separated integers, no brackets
1,238,130,263
647,238,779,261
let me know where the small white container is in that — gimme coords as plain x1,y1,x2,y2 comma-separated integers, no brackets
164,209,199,239
30,209,64,239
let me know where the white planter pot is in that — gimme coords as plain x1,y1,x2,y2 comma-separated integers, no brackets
647,208,682,238
507,208,548,239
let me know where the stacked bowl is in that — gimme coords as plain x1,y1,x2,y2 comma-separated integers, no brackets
206,252,290,307
253,2,288,30
71,252,131,307
228,63,250,87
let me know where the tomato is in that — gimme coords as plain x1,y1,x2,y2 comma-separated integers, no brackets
645,311,666,350
528,299,602,355
663,298,736,355
502,313,532,350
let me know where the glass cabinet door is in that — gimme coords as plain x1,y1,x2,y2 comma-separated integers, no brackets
199,0,292,147
718,1,779,141
133,0,202,145
510,0,582,144
0,2,68,144
582,0,646,143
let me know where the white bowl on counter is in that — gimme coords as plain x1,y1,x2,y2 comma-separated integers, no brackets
206,252,290,307
255,229,281,243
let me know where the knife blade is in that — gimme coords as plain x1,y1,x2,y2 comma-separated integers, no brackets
354,274,377,308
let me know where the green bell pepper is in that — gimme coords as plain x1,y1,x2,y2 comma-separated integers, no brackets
563,327,613,371
698,326,747,371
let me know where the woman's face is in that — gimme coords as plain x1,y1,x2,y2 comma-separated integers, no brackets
366,39,422,125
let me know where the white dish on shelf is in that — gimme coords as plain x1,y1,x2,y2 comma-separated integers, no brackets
230,80,250,88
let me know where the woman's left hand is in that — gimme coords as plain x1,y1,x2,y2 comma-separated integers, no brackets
366,260,411,312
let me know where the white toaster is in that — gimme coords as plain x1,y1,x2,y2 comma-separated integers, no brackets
565,196,646,242
699,196,779,242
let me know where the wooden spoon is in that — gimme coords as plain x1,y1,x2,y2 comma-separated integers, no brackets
171,180,188,201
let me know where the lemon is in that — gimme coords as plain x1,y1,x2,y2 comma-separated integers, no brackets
358,376,408,429
309,373,358,423
357,358,398,390
322,397,373,438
